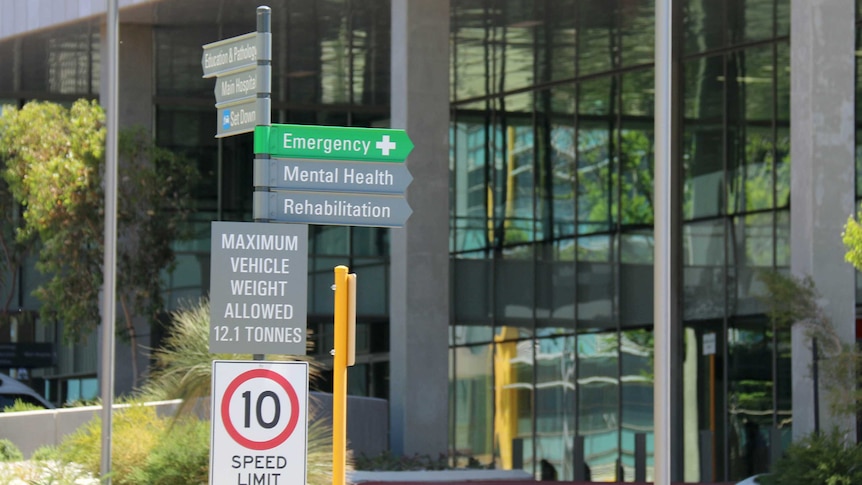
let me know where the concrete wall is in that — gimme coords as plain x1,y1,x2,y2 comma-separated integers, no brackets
0,400,183,458
388,0,451,458
0,393,388,459
790,0,857,439
0,0,159,41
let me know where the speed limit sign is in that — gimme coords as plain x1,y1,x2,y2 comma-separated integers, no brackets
210,360,308,485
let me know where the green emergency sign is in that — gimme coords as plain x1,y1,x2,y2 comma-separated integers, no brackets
254,124,414,162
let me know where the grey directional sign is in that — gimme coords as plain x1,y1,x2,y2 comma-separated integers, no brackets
253,158,413,195
254,190,412,228
209,221,308,355
217,99,258,138
214,68,258,105
202,32,258,78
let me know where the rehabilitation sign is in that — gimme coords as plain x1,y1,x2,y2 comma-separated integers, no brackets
209,222,308,355
253,190,412,228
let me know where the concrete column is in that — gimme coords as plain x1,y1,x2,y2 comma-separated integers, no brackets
389,0,450,456
790,0,856,440
99,22,155,396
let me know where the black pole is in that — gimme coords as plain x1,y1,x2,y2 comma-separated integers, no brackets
813,337,820,434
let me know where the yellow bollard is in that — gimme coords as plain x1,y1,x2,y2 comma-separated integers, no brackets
332,265,353,485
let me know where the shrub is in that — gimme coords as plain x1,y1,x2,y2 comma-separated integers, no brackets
2,398,45,412
125,417,210,484
57,402,166,484
0,439,23,462
30,445,61,461
760,428,862,485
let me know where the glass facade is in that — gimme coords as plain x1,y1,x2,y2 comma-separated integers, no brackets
450,0,791,481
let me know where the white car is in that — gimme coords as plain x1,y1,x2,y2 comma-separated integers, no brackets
0,372,54,410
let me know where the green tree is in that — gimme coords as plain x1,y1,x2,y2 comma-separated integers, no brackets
759,271,862,417
843,209,862,272
0,100,197,385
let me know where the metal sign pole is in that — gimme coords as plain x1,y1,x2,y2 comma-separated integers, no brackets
653,0,673,483
253,5,272,361
100,0,119,481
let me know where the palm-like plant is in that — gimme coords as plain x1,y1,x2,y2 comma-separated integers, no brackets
140,297,321,407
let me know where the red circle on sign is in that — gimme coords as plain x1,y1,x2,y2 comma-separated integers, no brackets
221,368,300,450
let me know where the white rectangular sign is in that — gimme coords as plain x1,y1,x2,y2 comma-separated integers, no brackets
210,360,308,485
702,333,716,356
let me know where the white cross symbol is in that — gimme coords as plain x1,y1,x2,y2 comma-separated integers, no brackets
376,135,397,156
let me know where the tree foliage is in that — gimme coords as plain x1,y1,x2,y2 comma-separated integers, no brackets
760,428,862,485
842,209,862,272
0,99,198,383
0,100,105,336
759,270,862,417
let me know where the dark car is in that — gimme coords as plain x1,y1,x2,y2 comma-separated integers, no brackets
0,372,54,410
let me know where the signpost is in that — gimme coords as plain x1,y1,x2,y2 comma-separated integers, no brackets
203,9,412,485
210,360,308,485
209,222,308,355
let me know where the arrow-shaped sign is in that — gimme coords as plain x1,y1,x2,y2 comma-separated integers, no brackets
214,68,258,105
217,99,259,138
202,32,259,79
255,124,414,162
254,158,413,195
254,190,412,228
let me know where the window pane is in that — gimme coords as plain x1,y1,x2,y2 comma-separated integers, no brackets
536,89,576,240
683,220,726,321
535,1,576,83
454,257,493,342
730,0,775,45
578,1,616,75
577,235,614,330
727,320,774,480
727,46,775,214
535,336,576,479
536,240,575,329
452,106,493,253
494,333,534,472
620,69,655,226
578,78,617,234
621,329,654,481
684,0,725,55
619,0,655,68
452,344,495,467
496,246,535,337
683,55,725,219
577,331,620,481
620,230,654,327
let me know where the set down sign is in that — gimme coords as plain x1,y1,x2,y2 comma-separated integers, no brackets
210,360,308,485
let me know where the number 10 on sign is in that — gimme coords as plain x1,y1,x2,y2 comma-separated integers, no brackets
210,360,309,485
